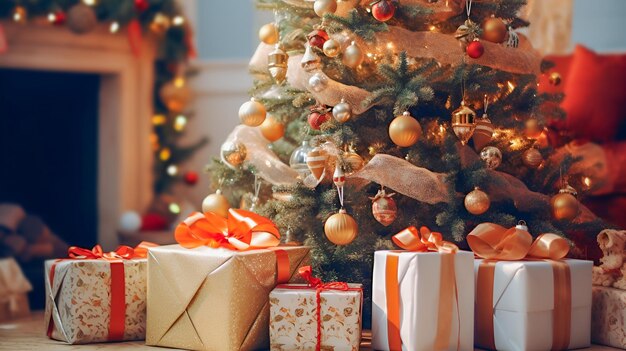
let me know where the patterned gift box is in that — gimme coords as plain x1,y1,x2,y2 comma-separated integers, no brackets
591,286,626,349
0,257,31,322
44,243,153,344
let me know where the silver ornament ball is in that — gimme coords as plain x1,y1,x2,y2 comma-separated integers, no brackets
332,99,352,123
308,72,329,92
480,146,502,170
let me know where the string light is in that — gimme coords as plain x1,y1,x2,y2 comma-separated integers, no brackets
152,114,167,126
159,148,171,161
174,77,185,88
150,133,159,151
167,165,178,176
506,81,516,93
110,21,120,33
174,115,187,132
168,203,181,214
47,13,57,23
172,16,185,26
83,0,97,6
583,176,592,188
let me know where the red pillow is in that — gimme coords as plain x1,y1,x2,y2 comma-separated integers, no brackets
562,45,626,142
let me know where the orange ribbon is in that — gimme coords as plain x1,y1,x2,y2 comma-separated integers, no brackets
47,242,157,342
467,223,571,350
386,227,460,351
175,209,290,284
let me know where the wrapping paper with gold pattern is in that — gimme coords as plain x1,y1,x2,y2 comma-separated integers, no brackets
592,286,626,348
44,258,147,344
146,244,310,351
269,283,363,351
474,259,592,351
371,250,475,351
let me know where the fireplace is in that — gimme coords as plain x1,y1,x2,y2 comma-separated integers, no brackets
0,22,156,250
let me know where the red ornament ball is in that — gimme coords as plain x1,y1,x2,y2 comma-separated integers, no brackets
140,213,169,231
51,10,66,25
183,171,199,185
134,0,150,12
371,0,396,22
466,40,484,59
308,106,331,130
307,29,329,49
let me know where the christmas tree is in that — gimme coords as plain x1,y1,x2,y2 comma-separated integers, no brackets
206,0,606,322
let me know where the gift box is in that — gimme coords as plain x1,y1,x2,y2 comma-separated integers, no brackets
371,226,475,351
591,286,626,348
269,267,363,351
44,243,153,344
0,257,31,321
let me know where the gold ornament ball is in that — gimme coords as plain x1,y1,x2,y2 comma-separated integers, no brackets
314,0,338,17
343,151,365,175
259,115,285,142
323,39,341,58
389,111,422,147
220,141,247,169
67,4,97,34
324,209,358,245
522,147,543,168
239,98,266,127
549,72,562,86
482,17,508,43
464,187,491,215
525,118,542,139
202,190,230,218
551,192,579,220
160,79,192,113
150,13,171,35
259,23,279,45
343,41,364,68
332,99,352,123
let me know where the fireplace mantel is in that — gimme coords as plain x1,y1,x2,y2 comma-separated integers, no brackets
0,21,155,249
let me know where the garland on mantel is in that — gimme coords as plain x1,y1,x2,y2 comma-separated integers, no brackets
0,0,207,219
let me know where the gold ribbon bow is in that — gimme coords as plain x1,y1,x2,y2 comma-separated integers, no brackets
392,226,459,253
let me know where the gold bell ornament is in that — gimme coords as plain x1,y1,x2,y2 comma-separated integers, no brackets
202,189,230,218
238,98,266,127
451,101,477,145
551,182,579,221
343,41,364,68
370,188,397,226
464,186,490,215
389,111,422,147
268,44,288,84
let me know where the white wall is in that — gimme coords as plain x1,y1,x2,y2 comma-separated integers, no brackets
572,0,626,52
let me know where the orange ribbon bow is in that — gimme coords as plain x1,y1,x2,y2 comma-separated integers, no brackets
392,226,459,253
175,208,281,250
67,241,157,260
467,222,572,350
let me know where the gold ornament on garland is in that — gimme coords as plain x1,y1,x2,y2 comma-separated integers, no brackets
324,209,358,245
549,72,562,86
202,189,230,218
238,98,266,127
160,77,192,113
314,0,338,17
481,16,507,43
332,98,352,123
551,181,579,221
343,41,364,68
220,141,247,169
389,111,422,147
150,13,171,35
12,5,27,24
259,114,285,142
67,3,97,34
258,23,279,45
323,38,341,58
464,186,490,215
268,44,289,84
522,146,543,168
451,101,477,145
370,188,397,226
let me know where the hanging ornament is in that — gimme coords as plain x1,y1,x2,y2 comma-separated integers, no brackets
473,96,494,150
454,1,479,44
220,141,247,169
324,209,358,245
259,114,285,142
306,147,329,180
370,188,397,226
343,149,365,175
159,77,192,113
505,26,519,48
522,146,543,169
308,72,329,92
301,43,322,72
134,0,150,12
466,39,484,59
247,174,262,212
480,146,502,170
290,140,314,177
343,41,364,68
333,163,345,189
150,13,171,35
481,16,507,43
314,0,338,17
332,99,352,123
308,104,331,130
307,28,329,49
551,182,579,221
451,101,477,145
549,72,562,86
183,171,199,186
238,98,266,127
389,111,422,147
12,6,27,24
48,10,66,25
268,45,289,84
202,189,230,218
67,4,97,34
323,38,341,58
464,186,490,215
371,0,397,22
525,118,542,139
259,23,279,45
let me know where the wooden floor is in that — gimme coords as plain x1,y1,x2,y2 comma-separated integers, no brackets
0,312,618,351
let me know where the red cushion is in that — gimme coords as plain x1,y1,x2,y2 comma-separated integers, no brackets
538,54,572,94
562,45,626,142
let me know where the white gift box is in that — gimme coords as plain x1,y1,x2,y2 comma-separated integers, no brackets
474,259,592,351
372,250,475,351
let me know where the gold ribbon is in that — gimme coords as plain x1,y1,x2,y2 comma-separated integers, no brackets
385,227,460,350
468,222,571,350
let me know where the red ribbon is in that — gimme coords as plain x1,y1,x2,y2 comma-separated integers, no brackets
47,242,156,342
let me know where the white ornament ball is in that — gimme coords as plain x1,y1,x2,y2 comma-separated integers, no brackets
308,72,329,92
119,211,142,233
